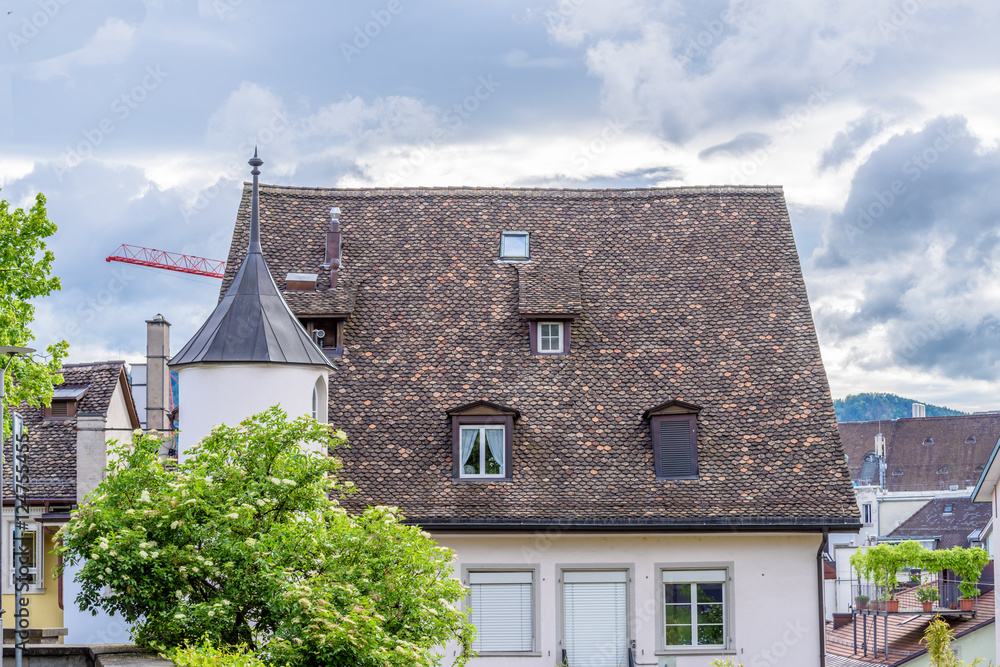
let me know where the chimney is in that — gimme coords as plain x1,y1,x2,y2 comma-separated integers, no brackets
146,314,171,431
323,206,342,289
912,403,926,418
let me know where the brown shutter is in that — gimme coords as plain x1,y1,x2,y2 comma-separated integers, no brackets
51,401,69,418
652,415,697,479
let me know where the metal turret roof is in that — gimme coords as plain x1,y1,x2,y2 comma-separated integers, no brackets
169,152,333,370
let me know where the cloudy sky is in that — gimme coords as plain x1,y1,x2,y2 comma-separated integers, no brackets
2,0,999,411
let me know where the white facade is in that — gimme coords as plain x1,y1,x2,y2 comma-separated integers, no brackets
437,532,825,667
176,363,328,458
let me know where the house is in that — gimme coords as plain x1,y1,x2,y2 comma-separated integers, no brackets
969,426,1000,661
885,498,991,551
824,591,995,666
1,361,140,643
171,154,861,666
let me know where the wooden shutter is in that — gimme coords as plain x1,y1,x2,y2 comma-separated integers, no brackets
469,571,533,652
655,416,696,478
564,571,628,667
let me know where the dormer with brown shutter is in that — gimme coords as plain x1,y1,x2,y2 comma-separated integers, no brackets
643,399,702,480
43,385,89,420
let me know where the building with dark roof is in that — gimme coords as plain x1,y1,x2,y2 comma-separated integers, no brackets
1,360,139,643
198,173,860,666
886,498,991,551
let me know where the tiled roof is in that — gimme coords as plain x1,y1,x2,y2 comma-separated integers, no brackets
2,361,128,501
839,414,1000,491
825,590,995,665
517,266,583,316
887,498,991,549
219,184,859,527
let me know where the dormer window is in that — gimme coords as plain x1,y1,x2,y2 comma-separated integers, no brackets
644,400,702,480
500,232,529,260
447,401,520,481
299,317,345,359
530,320,570,355
43,385,88,419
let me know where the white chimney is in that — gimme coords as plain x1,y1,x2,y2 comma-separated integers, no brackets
911,403,926,418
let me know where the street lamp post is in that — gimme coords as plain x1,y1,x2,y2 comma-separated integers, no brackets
0,346,35,663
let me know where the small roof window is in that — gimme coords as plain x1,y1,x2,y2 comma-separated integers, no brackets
965,436,977,445
500,232,529,260
922,437,934,446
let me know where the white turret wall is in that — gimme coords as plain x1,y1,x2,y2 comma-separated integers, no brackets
177,364,329,459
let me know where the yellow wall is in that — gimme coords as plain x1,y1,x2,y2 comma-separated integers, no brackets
2,529,64,631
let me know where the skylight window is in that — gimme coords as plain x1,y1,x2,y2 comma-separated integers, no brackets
500,232,529,260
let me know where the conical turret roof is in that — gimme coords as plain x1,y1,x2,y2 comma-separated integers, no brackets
169,152,333,369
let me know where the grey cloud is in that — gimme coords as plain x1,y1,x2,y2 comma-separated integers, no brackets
810,115,1000,380
818,110,888,172
698,132,770,160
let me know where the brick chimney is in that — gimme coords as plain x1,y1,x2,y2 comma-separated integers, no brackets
145,314,171,431
323,206,342,289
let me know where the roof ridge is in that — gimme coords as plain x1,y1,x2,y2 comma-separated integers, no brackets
60,360,126,368
243,183,785,198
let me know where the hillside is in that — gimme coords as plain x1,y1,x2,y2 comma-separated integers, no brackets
834,392,966,422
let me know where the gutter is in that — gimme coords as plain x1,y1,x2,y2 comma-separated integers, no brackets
410,517,863,533
818,528,829,667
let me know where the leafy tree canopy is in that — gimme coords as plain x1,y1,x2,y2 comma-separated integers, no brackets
57,408,475,666
0,191,68,434
834,392,966,422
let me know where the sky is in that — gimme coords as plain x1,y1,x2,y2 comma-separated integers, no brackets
2,0,1000,411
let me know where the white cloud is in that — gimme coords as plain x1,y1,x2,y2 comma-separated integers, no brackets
29,18,137,81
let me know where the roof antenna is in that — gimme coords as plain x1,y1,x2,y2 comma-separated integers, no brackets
248,147,263,255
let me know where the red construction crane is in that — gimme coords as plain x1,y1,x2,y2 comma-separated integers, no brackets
106,244,226,279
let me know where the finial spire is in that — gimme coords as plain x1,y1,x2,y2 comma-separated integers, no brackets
248,148,263,253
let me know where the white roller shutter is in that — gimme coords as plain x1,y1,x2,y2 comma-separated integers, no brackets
564,571,628,667
469,571,533,652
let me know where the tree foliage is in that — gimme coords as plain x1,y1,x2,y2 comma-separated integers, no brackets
0,191,68,434
922,617,983,667
57,408,475,666
834,392,965,422
850,541,990,601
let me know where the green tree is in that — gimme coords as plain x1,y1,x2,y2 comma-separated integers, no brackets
0,191,68,433
57,408,475,666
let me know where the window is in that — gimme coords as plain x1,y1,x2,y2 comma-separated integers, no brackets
6,521,42,592
659,568,730,651
466,569,536,654
459,425,506,478
862,503,873,525
299,317,345,358
538,322,563,353
644,400,701,480
943,504,954,515
500,232,529,260
448,401,518,481
923,437,934,446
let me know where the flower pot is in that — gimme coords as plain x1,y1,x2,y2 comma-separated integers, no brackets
922,602,933,612
886,599,899,613
856,598,869,611
960,598,974,612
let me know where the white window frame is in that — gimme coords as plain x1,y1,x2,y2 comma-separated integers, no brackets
656,563,734,656
500,231,530,260
862,503,873,525
5,518,44,594
463,565,539,656
459,425,507,479
538,321,564,354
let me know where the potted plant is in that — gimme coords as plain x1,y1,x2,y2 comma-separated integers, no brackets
916,586,939,612
855,594,869,611
951,546,990,612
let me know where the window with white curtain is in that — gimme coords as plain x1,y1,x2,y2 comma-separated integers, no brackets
459,425,506,478
468,570,534,653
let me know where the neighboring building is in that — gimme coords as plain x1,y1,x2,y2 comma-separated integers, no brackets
969,432,1000,661
173,154,861,667
1,361,140,642
825,591,995,666
885,498,990,551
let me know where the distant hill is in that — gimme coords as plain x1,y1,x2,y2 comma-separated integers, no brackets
834,392,967,422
